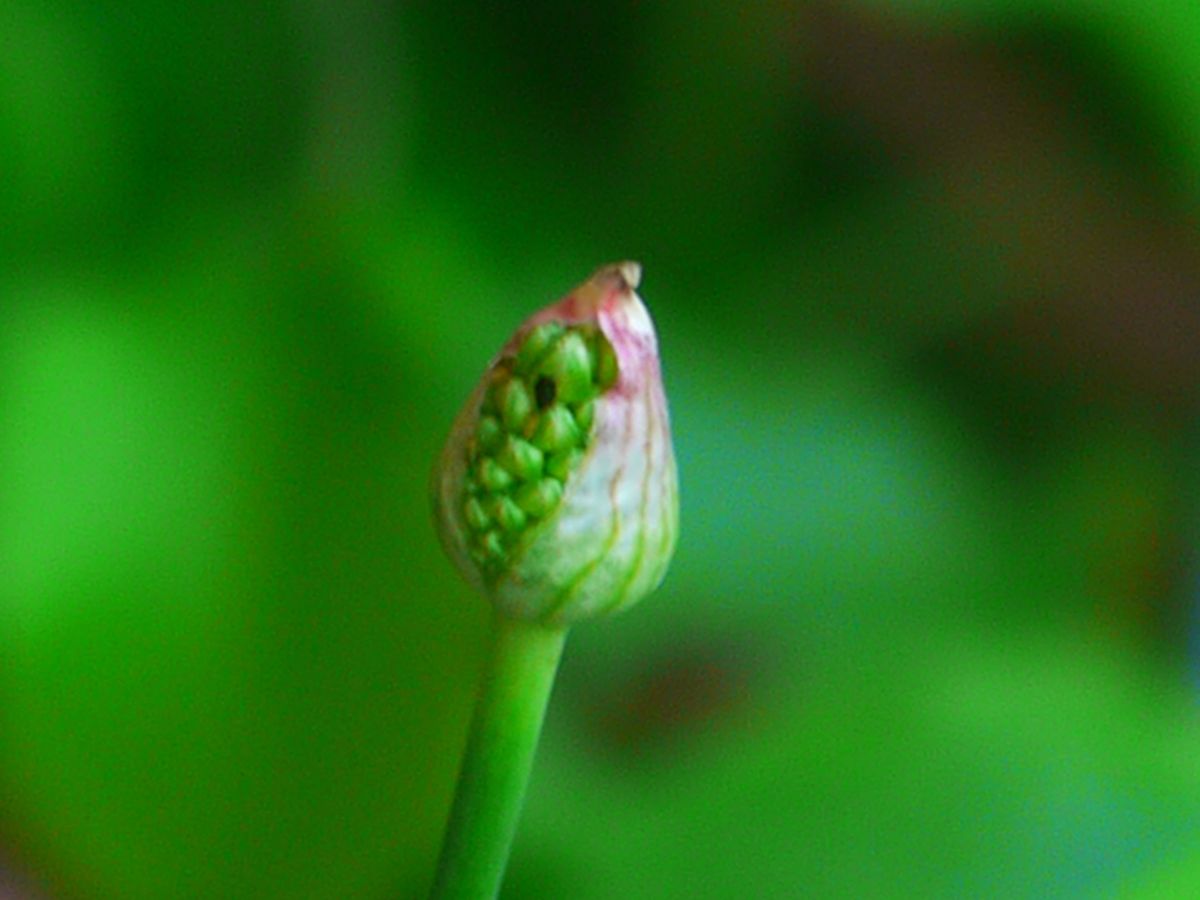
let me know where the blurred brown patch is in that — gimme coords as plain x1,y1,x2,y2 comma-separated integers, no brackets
586,643,754,755
798,1,1200,407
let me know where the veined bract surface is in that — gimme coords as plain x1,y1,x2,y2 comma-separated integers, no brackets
432,262,678,625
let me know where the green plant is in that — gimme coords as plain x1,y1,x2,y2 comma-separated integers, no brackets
429,262,679,898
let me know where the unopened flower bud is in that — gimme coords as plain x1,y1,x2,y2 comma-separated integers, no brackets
531,405,581,453
495,379,533,433
432,262,679,625
514,322,566,375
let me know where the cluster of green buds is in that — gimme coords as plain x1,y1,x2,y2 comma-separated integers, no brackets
432,262,678,626
462,320,616,576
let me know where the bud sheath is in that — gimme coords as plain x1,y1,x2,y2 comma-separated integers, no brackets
432,262,678,626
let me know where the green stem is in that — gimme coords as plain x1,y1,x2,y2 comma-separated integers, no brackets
430,612,568,900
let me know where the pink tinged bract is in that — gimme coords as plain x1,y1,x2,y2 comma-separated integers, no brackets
432,262,679,626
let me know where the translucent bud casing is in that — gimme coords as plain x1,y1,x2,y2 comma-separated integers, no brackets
432,262,678,626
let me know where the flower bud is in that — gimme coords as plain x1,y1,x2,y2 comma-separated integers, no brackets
432,262,678,625
531,405,581,453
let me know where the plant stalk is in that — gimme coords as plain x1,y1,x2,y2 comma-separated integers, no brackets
430,612,568,899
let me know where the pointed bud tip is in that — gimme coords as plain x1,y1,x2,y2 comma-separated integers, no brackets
592,260,642,293
616,261,642,291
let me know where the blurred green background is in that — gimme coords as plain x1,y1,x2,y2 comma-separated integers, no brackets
4,1,1200,897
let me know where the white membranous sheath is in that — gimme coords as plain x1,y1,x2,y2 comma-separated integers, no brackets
432,261,678,625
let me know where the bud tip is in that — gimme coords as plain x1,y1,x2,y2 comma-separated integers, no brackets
616,260,642,291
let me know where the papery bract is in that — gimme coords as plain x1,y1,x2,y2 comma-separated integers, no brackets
432,262,678,625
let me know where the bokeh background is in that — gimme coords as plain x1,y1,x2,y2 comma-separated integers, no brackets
4,1,1200,897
